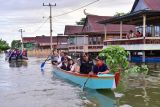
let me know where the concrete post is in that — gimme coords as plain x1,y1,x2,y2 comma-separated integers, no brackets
120,21,123,39
142,51,145,63
104,24,107,40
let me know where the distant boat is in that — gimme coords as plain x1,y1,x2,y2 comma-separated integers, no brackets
53,66,120,89
9,56,28,61
6,55,28,62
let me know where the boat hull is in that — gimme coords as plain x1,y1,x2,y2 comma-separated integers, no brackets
7,56,28,62
53,66,117,89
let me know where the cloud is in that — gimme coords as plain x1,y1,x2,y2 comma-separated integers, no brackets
0,0,135,44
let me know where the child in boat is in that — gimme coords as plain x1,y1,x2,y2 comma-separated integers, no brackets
57,57,71,71
92,56,110,75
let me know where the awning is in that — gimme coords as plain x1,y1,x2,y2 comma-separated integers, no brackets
98,10,160,25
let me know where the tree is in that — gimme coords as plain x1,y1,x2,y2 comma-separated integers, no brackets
99,46,129,73
0,39,10,51
99,46,149,75
114,12,127,17
11,40,21,49
76,18,86,25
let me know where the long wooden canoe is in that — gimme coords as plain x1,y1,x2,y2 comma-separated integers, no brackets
53,66,120,89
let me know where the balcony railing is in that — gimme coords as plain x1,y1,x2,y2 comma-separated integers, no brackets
68,45,103,52
104,37,160,45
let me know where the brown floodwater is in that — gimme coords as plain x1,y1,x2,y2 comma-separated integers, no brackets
0,53,160,107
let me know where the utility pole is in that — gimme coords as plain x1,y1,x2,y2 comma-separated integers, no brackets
43,2,56,51
19,29,25,50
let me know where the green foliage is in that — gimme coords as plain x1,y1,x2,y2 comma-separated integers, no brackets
99,46,129,73
0,39,10,51
11,40,21,49
114,12,127,17
125,65,149,75
76,18,86,25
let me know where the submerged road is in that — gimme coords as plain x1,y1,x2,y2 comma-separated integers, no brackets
0,54,84,107
0,53,160,107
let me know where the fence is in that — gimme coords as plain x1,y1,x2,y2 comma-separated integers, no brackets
27,49,51,57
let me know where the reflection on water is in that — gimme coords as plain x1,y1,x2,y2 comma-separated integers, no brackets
83,63,160,107
84,89,116,107
114,63,160,107
9,61,28,68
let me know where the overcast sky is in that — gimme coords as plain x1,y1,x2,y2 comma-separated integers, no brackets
0,0,135,44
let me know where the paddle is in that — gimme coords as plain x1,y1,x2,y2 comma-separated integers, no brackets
40,55,50,69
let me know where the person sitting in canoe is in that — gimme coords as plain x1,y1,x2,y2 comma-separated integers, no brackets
57,57,71,71
93,56,110,75
77,53,94,74
57,51,67,63
51,50,59,65
68,59,77,72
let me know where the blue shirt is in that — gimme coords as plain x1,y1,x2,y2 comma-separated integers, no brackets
93,64,109,74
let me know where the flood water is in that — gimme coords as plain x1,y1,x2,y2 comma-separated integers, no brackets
0,53,160,107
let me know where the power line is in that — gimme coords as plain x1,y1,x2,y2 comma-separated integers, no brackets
31,17,49,35
30,0,100,36
53,0,100,17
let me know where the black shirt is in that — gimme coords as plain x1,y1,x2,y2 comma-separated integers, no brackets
79,59,94,74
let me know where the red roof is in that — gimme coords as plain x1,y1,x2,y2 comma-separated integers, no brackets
35,36,57,44
131,0,160,12
144,0,160,10
36,35,67,44
23,35,68,47
23,37,35,43
83,15,135,34
64,25,83,35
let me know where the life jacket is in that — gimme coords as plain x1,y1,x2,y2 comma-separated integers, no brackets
80,59,93,74
61,62,71,71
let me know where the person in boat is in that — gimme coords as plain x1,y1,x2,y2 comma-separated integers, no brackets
51,50,59,65
57,51,65,63
15,49,20,60
68,59,77,72
22,48,27,57
77,53,94,74
57,57,71,71
93,56,110,75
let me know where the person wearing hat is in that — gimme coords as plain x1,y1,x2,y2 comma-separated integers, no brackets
93,56,110,75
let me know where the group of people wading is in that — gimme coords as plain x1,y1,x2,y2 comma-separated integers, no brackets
50,50,110,75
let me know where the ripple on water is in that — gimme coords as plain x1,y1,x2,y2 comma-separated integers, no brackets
0,55,83,107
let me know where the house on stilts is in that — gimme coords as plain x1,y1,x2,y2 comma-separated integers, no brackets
98,0,160,62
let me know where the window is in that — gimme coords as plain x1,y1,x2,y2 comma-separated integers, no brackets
89,37,93,45
97,37,101,44
155,26,160,37
93,37,97,44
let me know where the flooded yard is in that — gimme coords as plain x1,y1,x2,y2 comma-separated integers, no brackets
0,53,160,107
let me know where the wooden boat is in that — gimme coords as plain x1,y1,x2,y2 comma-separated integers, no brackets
7,56,28,62
53,66,120,89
